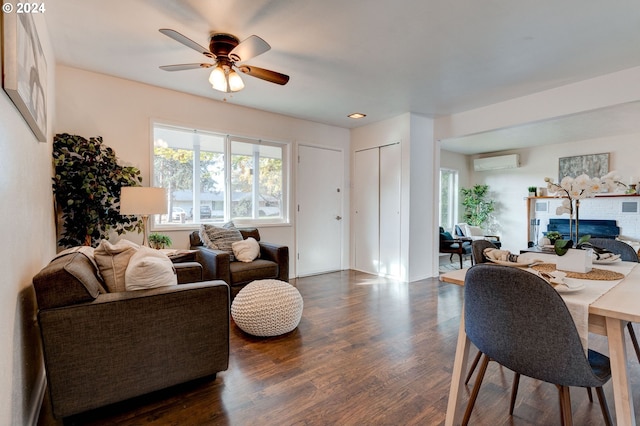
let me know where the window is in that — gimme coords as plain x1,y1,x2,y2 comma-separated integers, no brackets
152,123,288,227
439,168,458,232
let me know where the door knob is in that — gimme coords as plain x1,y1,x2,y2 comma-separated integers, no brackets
336,215,342,220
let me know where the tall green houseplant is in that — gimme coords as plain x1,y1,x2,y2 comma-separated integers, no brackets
52,133,143,247
460,184,495,228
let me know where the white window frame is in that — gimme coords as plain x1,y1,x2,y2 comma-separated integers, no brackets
439,168,459,232
151,121,290,230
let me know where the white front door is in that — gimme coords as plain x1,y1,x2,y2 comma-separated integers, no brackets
297,145,344,276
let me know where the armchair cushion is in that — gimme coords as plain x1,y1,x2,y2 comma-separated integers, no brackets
439,231,456,248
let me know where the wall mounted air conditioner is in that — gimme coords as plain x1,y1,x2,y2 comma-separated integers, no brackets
473,154,520,171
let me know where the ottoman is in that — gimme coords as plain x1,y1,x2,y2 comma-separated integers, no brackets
231,279,303,337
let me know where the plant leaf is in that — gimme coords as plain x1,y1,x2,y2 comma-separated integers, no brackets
554,239,573,256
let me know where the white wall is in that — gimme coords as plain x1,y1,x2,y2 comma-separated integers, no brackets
471,132,640,252
350,113,439,281
55,66,351,277
0,14,56,425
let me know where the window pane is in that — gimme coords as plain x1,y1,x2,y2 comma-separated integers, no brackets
231,139,284,220
439,169,458,232
152,123,287,226
153,125,225,225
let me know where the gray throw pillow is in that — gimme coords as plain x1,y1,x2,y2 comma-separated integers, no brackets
200,222,244,261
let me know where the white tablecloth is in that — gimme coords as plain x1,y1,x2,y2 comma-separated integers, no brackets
519,252,635,351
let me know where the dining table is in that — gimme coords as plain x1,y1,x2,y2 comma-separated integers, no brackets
441,251,640,425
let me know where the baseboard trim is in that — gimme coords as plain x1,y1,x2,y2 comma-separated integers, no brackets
27,370,46,426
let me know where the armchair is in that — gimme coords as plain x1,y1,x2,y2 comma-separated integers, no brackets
439,226,473,269
455,222,501,248
190,227,289,299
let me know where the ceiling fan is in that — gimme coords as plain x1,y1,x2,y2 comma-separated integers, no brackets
159,29,290,93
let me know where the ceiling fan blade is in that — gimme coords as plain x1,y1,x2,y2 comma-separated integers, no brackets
159,29,214,58
238,65,289,85
229,35,270,62
160,63,213,71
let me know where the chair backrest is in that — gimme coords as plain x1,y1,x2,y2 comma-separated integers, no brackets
589,238,638,262
464,264,607,388
471,240,497,264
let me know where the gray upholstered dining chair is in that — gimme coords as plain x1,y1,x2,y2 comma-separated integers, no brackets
588,238,640,363
462,264,612,426
471,239,498,266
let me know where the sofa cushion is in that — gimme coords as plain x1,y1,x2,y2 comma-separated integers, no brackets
33,252,105,310
232,237,260,262
200,222,244,260
94,239,139,292
125,247,177,291
230,259,278,286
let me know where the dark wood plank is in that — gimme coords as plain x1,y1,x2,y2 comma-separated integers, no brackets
37,270,640,425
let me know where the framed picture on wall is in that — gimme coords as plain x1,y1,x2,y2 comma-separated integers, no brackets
558,153,609,181
2,11,47,142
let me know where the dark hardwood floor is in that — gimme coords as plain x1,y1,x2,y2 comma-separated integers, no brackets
38,270,640,425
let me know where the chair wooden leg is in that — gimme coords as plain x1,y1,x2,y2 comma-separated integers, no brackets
509,372,521,415
464,350,483,385
626,322,640,363
586,386,593,402
458,253,463,269
462,354,490,426
594,386,613,426
557,385,573,426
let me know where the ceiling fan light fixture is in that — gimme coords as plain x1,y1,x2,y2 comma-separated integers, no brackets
228,69,245,92
209,66,228,92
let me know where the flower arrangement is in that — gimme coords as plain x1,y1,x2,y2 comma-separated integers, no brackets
543,172,626,255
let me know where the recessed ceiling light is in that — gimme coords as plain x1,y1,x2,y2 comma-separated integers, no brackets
348,113,366,119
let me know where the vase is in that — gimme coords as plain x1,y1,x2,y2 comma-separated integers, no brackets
556,248,593,273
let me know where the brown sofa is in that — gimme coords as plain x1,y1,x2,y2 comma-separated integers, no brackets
33,251,230,419
189,228,289,299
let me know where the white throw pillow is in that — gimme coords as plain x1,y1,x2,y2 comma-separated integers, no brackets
125,246,177,291
468,225,484,237
94,239,140,292
232,237,260,262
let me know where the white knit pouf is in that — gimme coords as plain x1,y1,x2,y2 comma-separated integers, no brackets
231,279,303,337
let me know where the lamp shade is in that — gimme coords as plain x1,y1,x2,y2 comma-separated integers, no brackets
120,187,168,215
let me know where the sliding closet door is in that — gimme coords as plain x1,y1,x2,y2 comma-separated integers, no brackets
379,143,401,277
354,148,380,274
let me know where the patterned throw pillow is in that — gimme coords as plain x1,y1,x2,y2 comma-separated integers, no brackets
200,222,244,260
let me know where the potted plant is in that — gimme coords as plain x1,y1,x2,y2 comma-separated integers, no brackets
545,231,562,244
554,235,592,273
528,186,537,197
148,233,172,249
460,184,495,229
52,133,143,247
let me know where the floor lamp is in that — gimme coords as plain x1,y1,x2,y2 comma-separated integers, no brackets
120,187,168,246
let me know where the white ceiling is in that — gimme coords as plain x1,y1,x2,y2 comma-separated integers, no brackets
44,0,640,154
